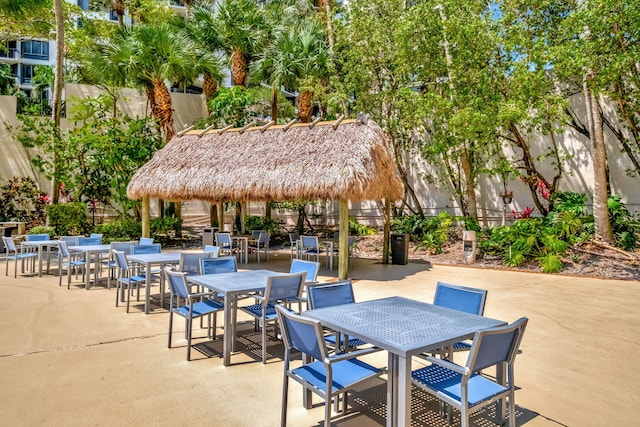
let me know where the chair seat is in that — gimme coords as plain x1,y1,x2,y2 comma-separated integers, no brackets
62,260,87,268
119,275,147,285
412,364,508,408
173,299,224,318
240,303,279,321
292,358,383,395
8,253,37,260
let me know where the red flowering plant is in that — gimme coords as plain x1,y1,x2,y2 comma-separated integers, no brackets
512,206,534,219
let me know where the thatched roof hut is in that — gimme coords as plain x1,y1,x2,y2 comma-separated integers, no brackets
127,117,403,279
127,119,403,202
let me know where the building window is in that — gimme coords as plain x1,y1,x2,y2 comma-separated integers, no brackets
10,64,18,77
21,40,49,60
76,0,90,10
21,64,36,84
0,40,18,59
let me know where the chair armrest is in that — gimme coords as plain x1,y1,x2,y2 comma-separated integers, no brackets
188,292,218,301
423,355,469,375
326,346,382,363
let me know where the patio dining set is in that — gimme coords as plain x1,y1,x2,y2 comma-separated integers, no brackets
2,231,528,427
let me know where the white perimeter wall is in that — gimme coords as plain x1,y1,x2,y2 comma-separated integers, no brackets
1,85,639,227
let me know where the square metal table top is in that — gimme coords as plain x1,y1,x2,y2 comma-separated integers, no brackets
68,244,111,253
187,269,283,296
127,252,183,264
305,296,505,358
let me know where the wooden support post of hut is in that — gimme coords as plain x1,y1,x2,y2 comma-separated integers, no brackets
142,195,150,238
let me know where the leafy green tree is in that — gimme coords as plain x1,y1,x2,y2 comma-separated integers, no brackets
214,0,267,87
0,63,19,95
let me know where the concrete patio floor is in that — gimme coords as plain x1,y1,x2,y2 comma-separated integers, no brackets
1,251,638,426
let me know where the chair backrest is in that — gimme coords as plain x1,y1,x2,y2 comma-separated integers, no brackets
57,240,70,257
2,236,17,252
203,245,220,257
433,282,487,316
112,250,129,270
179,252,212,276
163,267,190,300
251,230,266,239
288,232,299,244
467,317,528,372
110,241,134,255
138,237,154,245
59,236,78,246
300,235,318,249
77,236,101,246
132,243,162,254
89,233,103,243
276,305,327,362
307,280,355,309
264,272,306,304
199,256,238,275
215,232,232,248
257,232,270,244
26,233,49,241
289,259,319,284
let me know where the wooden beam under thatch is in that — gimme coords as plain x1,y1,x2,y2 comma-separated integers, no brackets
126,119,403,203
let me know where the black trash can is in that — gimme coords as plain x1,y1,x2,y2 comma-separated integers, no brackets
391,233,409,265
202,227,216,248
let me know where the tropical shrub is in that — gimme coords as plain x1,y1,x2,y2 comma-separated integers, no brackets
46,202,89,236
348,217,376,236
244,215,279,233
92,220,141,242
28,225,55,238
0,176,48,227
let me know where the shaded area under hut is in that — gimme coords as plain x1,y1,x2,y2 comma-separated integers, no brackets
127,117,403,279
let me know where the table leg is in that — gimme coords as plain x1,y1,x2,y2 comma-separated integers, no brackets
85,252,92,289
223,295,232,366
387,353,398,427
144,262,151,314
397,355,411,426
37,246,43,277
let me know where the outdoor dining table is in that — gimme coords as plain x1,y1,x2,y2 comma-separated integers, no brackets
20,239,59,277
187,269,284,366
67,244,111,289
127,252,183,314
304,296,506,427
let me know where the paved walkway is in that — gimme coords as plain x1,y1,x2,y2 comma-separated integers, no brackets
1,252,638,426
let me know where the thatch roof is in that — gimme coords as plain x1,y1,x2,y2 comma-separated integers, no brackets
127,118,403,202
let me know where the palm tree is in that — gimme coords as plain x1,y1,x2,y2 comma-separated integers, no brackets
252,19,328,123
214,0,266,87
126,23,207,141
186,4,225,110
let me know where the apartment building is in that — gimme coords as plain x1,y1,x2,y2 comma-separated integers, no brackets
0,0,188,97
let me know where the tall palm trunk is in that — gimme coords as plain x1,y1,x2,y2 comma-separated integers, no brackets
230,48,247,86
152,79,174,142
203,74,218,113
114,0,125,28
297,90,313,123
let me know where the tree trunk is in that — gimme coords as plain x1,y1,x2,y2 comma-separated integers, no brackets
297,90,313,123
271,87,278,123
230,48,247,86
460,144,478,220
202,74,218,113
152,79,174,142
115,0,124,27
323,0,335,54
51,0,64,205
584,75,613,243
